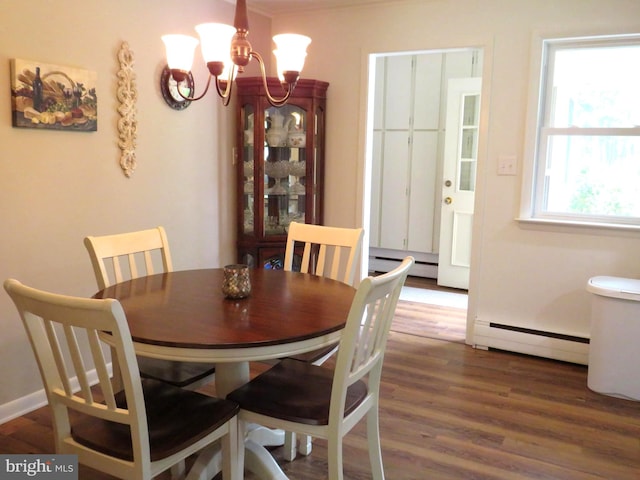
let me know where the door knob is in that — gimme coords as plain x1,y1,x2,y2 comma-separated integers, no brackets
444,196,453,205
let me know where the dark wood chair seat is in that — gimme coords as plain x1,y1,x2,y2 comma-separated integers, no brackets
136,357,215,388
227,358,367,426
72,379,238,462
286,344,338,365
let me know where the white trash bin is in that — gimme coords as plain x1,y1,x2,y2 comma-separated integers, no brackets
586,276,640,401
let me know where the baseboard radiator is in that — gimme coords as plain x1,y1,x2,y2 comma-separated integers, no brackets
474,319,590,365
369,248,438,278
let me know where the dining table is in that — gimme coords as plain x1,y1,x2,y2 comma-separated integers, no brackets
93,267,355,480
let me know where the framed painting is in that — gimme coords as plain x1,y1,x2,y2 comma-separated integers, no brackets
10,58,97,131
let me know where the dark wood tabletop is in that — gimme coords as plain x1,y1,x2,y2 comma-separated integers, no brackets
94,268,355,351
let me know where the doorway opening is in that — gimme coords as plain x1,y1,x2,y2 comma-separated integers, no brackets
364,47,483,314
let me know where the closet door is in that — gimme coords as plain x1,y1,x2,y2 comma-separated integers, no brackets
376,55,413,250
379,130,410,250
407,54,442,252
408,131,438,251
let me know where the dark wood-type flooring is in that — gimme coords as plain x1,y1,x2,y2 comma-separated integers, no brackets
2,279,639,479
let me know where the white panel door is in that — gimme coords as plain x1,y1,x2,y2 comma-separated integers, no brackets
380,131,410,249
438,77,481,289
408,131,438,252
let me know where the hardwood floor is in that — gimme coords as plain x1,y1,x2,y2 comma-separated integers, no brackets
392,300,466,343
402,274,468,295
2,299,639,479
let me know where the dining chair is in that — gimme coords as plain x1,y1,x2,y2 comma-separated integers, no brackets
280,221,364,459
228,256,414,480
84,226,216,389
4,279,240,480
283,221,364,365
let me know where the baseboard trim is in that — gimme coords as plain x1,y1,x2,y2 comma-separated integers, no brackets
0,388,49,425
0,365,110,425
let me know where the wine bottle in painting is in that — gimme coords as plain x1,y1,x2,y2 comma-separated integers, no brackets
33,66,43,112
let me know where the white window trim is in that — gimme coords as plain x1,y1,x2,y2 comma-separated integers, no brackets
519,32,640,232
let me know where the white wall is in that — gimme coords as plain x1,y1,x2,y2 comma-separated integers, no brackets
0,0,272,413
272,1,640,355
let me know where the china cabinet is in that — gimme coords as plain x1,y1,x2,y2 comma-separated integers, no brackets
235,77,329,268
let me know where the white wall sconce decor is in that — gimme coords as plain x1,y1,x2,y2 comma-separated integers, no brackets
160,65,194,110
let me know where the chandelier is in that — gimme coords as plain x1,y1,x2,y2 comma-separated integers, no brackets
161,0,311,107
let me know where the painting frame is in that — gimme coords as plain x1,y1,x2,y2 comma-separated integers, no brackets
10,58,97,132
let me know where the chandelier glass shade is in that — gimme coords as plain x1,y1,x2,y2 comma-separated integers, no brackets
161,0,311,107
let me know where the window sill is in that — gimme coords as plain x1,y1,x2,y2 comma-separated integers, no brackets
516,217,640,233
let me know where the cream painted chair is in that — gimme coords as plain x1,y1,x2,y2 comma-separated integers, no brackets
283,221,364,365
228,257,414,480
280,221,364,459
84,226,216,389
4,279,240,480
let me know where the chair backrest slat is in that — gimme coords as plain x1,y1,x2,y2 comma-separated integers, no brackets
42,317,74,396
284,222,364,286
125,253,138,281
143,251,154,276
112,256,125,285
299,242,313,274
62,323,94,402
86,327,117,409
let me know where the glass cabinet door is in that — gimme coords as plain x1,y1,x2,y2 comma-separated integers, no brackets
242,103,255,235
263,104,307,237
235,77,328,269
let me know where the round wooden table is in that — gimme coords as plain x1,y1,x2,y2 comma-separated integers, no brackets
94,268,355,479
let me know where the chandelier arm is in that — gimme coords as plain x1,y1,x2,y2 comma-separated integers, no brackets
216,78,234,107
250,51,292,107
214,65,236,106
176,74,213,102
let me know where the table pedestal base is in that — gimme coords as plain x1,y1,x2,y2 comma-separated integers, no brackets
245,439,288,480
247,425,285,446
183,435,288,480
184,443,221,480
192,362,290,479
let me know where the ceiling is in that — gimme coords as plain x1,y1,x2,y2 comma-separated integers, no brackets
237,0,411,16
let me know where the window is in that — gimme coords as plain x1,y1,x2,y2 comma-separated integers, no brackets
523,34,640,228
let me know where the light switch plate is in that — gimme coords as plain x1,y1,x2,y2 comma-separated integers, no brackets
497,155,517,175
